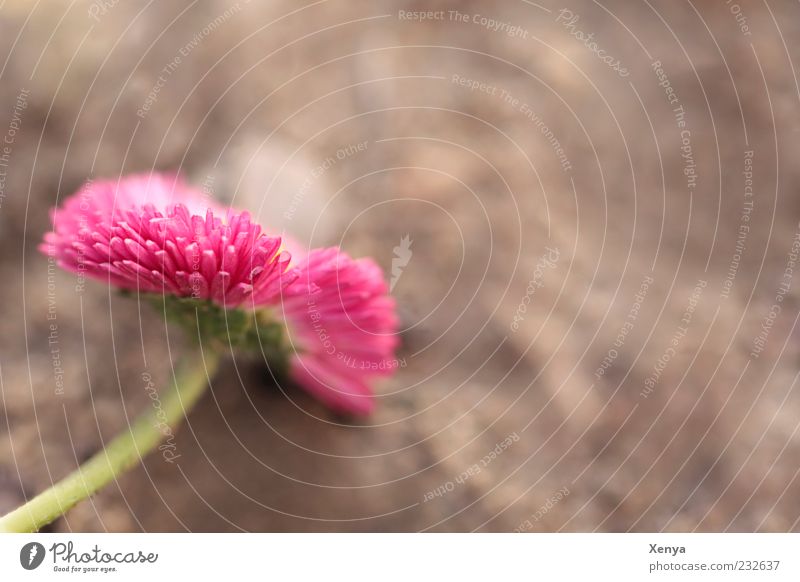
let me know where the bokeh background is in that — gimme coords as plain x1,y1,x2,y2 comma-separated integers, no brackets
1,0,800,532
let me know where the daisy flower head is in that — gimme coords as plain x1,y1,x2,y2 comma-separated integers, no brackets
40,172,401,416
280,248,400,415
41,173,297,308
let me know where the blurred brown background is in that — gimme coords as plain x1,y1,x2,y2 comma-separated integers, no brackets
1,0,800,531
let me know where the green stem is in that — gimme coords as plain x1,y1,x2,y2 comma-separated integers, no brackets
0,350,220,533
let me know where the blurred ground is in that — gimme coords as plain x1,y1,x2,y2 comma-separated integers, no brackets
1,0,800,531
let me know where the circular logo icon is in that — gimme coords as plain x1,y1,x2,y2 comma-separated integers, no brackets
19,542,45,570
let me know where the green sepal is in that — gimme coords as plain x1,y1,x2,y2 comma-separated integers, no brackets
141,294,292,374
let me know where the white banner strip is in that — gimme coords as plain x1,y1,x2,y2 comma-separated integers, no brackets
1,533,798,580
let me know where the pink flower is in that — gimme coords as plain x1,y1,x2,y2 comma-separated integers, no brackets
41,174,297,307
280,248,400,415
41,173,401,416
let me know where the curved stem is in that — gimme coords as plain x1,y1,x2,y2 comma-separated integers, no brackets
0,350,220,533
